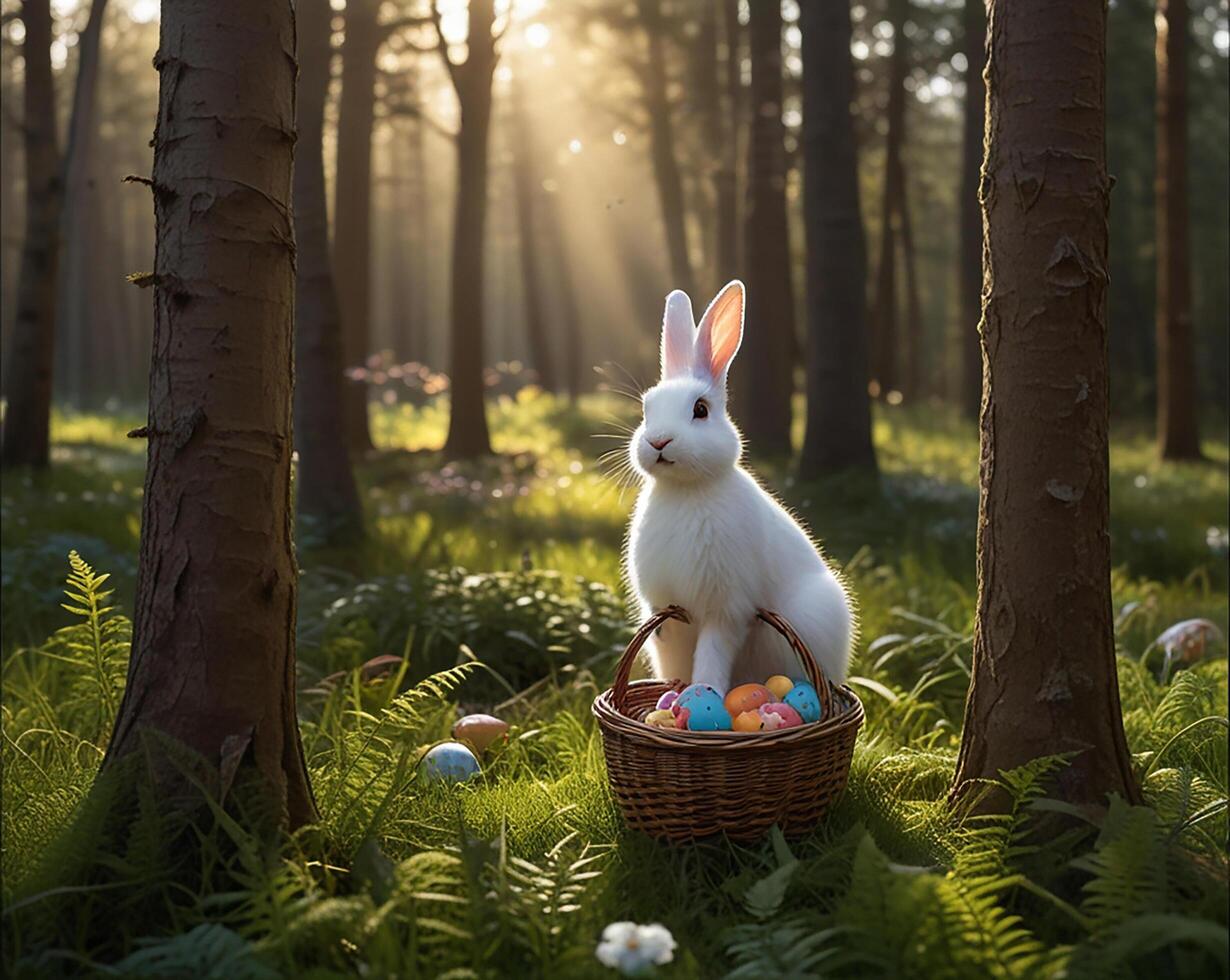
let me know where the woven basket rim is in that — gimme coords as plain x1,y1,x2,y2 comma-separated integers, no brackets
593,679,864,749
592,605,865,748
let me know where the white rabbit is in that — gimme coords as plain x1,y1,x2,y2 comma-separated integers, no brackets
625,280,854,694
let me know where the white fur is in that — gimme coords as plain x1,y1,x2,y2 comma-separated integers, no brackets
625,281,854,693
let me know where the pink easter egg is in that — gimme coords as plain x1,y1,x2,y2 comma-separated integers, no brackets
758,702,804,730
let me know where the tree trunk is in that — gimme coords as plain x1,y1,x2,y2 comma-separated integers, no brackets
335,0,380,452
55,0,109,410
509,69,556,392
390,133,416,361
950,0,1139,810
98,149,135,399
716,0,741,287
295,0,365,544
407,96,429,360
693,1,737,297
870,0,908,398
442,0,496,458
86,173,120,406
959,0,987,421
120,174,150,402
103,0,316,829
0,46,19,362
637,0,695,298
740,0,796,456
543,181,583,401
798,0,877,478
1154,0,1201,460
898,163,924,402
1,0,61,469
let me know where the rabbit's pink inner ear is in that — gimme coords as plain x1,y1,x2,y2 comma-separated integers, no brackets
697,280,744,382
660,289,695,378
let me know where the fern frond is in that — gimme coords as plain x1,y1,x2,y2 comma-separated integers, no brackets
48,551,131,744
1072,798,1167,935
952,756,1068,881
112,923,278,979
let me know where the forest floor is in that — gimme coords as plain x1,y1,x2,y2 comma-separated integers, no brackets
2,391,1228,978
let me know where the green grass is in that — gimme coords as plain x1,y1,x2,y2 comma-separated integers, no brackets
2,392,1227,978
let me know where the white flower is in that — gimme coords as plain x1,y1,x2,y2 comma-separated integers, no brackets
596,921,676,976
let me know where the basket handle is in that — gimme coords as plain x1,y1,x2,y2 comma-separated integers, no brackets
611,605,691,713
611,605,835,718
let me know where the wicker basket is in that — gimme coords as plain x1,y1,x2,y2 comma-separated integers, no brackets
593,605,863,842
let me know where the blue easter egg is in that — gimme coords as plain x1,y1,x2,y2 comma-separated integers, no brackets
784,682,822,724
421,741,481,783
676,683,733,731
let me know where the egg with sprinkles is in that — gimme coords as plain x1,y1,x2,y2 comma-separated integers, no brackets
784,682,823,724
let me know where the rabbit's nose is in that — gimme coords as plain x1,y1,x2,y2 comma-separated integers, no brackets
649,437,673,451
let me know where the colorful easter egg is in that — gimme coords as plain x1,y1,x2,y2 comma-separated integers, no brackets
758,702,804,731
421,742,481,783
783,682,823,724
732,710,764,733
674,683,721,709
765,675,795,700
724,683,772,717
452,713,509,753
655,689,680,712
644,709,677,728
674,683,733,732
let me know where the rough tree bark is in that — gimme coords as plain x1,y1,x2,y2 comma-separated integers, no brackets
870,0,908,397
103,0,316,829
56,0,109,409
2,0,61,469
295,0,365,543
1154,0,1201,460
509,67,556,392
950,0,1140,809
798,0,877,478
959,0,987,420
335,0,380,452
636,0,695,299
436,0,497,458
740,0,796,456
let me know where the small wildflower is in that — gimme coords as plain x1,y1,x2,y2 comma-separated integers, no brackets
596,922,676,976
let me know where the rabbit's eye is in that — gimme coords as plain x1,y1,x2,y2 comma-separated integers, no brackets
692,399,709,420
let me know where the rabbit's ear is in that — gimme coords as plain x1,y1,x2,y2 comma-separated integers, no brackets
660,289,696,379
696,280,744,384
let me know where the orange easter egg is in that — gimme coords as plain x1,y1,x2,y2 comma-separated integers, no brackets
765,675,794,700
724,683,772,716
732,710,764,733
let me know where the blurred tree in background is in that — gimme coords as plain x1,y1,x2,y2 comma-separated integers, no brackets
2,0,59,467
296,0,367,543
